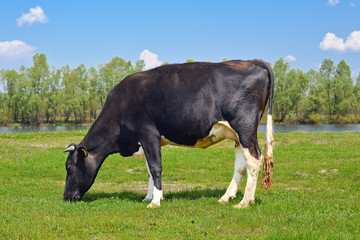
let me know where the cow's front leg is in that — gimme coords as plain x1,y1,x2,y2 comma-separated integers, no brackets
219,145,246,202
140,136,163,208
142,160,154,202
234,148,262,209
142,160,164,202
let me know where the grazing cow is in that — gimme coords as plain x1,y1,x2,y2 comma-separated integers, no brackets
63,60,274,209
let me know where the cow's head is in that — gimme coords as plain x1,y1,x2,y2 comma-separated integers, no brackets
63,144,98,201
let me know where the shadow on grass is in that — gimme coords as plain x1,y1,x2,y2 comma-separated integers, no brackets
82,188,249,203
82,189,263,206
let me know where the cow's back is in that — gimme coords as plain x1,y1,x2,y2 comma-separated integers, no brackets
112,60,270,146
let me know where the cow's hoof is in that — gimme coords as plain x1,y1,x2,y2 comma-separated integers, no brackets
233,203,248,209
143,196,163,203
142,197,152,202
233,201,248,209
218,195,235,203
147,202,160,208
233,199,254,209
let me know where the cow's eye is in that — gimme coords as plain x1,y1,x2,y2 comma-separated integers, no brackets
66,165,72,171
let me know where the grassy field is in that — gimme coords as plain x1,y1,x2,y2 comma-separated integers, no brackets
0,131,359,239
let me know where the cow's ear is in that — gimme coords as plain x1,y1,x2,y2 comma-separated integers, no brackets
78,146,88,158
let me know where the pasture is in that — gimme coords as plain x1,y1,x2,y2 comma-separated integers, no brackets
0,131,359,239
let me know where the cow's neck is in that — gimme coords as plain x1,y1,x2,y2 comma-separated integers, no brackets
80,114,120,166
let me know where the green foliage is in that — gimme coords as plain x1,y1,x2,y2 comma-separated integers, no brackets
0,131,359,239
273,57,359,124
0,54,144,125
1,55,359,125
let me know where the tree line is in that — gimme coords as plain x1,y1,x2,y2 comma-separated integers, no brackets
272,58,360,124
0,54,359,125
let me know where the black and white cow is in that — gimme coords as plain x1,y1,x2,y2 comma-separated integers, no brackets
63,60,274,208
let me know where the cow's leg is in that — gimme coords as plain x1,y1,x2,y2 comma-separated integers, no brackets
234,146,262,209
140,136,163,208
142,159,164,202
219,144,246,202
142,160,154,202
229,112,262,208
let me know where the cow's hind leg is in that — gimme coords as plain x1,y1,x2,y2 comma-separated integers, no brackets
229,114,263,208
233,146,262,209
219,144,246,202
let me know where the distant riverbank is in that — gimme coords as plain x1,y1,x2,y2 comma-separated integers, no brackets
1,124,360,134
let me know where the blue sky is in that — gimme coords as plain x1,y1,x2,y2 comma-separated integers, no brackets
0,0,359,78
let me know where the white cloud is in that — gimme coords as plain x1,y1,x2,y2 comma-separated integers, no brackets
350,3,355,7
319,31,360,52
328,0,340,6
0,40,37,59
284,55,296,62
16,6,48,27
139,49,163,70
346,31,360,51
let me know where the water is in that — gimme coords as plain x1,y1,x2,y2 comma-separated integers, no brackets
0,125,89,134
258,124,360,133
0,124,359,134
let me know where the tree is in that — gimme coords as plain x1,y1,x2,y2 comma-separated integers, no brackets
354,74,360,119
333,60,354,116
75,64,89,122
98,57,144,107
26,53,50,123
87,66,99,121
46,67,61,123
286,68,309,117
273,58,291,121
0,91,8,124
61,65,82,122
302,69,326,118
319,58,335,118
98,57,126,107
1,69,19,122
14,70,31,123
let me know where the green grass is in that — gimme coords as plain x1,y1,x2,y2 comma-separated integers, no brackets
1,131,359,239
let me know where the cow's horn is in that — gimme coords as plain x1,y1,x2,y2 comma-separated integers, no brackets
63,145,76,152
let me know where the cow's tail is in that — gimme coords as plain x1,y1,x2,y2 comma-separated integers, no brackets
257,60,275,190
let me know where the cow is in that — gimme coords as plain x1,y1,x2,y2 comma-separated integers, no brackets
63,59,274,209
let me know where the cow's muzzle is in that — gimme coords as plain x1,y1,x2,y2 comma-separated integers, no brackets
63,192,82,202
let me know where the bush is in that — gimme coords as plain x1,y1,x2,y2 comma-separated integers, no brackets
0,113,11,126
336,115,358,124
307,112,321,124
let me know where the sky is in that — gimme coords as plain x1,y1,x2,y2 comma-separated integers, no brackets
0,0,359,78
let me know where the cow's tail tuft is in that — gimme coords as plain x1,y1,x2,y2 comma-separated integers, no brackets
261,114,274,189
260,61,274,190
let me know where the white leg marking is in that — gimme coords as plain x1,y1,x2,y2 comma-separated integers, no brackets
142,160,154,202
147,187,163,208
219,146,246,202
234,148,262,209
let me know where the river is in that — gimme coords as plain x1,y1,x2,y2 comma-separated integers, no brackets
1,124,360,134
